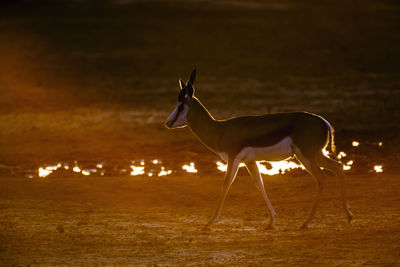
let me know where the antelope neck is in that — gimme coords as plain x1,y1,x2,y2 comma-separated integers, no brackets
186,98,220,152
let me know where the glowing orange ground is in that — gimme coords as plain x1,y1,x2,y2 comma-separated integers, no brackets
0,172,399,265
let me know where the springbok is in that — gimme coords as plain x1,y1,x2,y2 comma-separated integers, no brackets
165,68,353,230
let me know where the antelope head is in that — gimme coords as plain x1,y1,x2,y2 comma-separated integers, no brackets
165,68,196,129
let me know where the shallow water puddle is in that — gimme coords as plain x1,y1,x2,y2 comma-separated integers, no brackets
26,140,386,178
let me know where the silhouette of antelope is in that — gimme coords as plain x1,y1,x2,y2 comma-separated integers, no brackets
166,68,353,229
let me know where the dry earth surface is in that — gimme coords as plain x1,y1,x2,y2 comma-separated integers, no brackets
0,173,399,265
1,0,400,265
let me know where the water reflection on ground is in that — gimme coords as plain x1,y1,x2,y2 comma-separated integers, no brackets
32,158,384,179
27,139,386,179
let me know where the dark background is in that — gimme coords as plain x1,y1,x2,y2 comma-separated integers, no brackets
1,1,400,265
1,0,399,169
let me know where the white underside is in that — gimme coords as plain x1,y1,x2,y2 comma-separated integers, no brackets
219,136,294,163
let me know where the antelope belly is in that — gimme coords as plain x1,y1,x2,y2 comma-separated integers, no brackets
239,136,294,162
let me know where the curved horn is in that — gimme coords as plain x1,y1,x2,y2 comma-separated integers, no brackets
188,67,196,85
179,79,186,90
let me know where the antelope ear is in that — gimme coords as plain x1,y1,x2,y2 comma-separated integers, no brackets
187,83,194,98
179,79,186,90
188,67,196,85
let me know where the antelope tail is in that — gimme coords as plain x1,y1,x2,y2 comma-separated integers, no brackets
326,121,336,155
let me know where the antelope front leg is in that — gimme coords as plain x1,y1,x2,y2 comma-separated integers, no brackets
203,158,240,230
245,161,276,229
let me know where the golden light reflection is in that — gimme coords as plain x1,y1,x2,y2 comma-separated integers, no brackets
46,164,60,171
216,160,304,176
32,146,380,179
343,160,353,171
38,167,52,177
259,161,305,175
343,165,351,171
130,165,145,176
158,167,172,176
38,164,63,177
182,162,198,173
378,142,383,147
337,151,347,159
374,165,383,173
352,141,360,147
216,161,246,172
82,169,97,176
216,161,227,172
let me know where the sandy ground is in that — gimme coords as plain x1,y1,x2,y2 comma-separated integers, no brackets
1,172,399,265
1,0,400,265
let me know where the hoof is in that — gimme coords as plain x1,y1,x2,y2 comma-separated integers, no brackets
347,213,354,223
265,224,275,230
300,224,309,230
201,225,211,231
